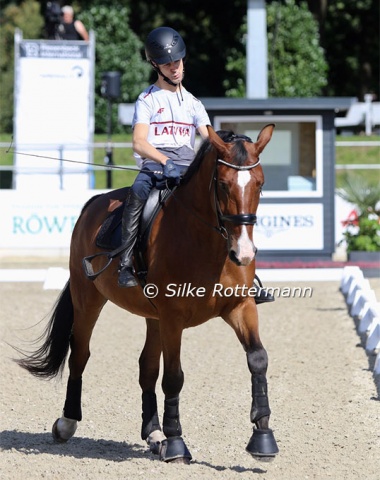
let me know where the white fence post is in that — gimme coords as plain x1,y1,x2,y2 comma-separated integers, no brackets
341,267,379,376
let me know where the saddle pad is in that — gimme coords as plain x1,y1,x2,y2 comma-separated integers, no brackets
95,204,123,250
95,187,173,252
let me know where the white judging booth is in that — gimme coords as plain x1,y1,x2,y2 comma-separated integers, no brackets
202,97,356,261
13,30,95,190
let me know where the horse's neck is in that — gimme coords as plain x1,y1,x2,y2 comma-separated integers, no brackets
182,152,216,218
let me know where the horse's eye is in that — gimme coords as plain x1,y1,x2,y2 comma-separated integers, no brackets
220,182,229,193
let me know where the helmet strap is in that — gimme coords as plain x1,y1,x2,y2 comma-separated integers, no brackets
150,61,180,88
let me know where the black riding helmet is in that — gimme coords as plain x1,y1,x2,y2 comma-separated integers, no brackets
145,27,186,65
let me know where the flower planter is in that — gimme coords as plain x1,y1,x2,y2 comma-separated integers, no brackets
348,251,380,263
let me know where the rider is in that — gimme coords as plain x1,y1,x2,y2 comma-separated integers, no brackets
117,26,274,304
117,26,210,288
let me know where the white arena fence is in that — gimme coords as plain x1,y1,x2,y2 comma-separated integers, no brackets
340,266,380,375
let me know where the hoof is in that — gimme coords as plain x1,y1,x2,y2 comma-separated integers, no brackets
167,457,191,464
246,428,279,460
52,417,78,443
159,436,192,463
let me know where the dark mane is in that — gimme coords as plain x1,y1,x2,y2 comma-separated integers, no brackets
181,130,251,185
181,136,213,184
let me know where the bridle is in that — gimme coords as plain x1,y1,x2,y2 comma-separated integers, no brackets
213,157,261,238
167,134,262,239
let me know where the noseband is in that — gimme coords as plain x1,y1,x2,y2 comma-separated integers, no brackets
213,136,261,236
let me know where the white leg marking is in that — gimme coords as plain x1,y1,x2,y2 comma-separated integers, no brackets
147,429,166,445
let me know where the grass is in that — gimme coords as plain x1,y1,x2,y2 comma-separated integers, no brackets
335,135,380,188
91,133,138,189
0,132,138,189
1,132,379,190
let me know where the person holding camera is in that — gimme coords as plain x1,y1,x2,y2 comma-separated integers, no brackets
61,5,89,41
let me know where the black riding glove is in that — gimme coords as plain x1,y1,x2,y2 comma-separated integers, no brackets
163,159,181,185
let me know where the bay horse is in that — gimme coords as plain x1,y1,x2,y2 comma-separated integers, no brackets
16,124,279,463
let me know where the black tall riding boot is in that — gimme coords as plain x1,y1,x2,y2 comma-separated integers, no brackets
118,190,145,288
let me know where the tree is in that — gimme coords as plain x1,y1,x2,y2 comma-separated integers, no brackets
76,5,150,133
0,0,378,133
323,0,379,99
128,0,248,97
267,0,328,96
223,0,328,97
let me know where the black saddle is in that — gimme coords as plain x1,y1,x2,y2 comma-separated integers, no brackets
82,187,173,281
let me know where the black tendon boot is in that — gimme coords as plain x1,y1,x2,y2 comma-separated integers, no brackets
118,190,145,288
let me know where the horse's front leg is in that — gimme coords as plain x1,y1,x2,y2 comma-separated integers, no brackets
224,300,279,461
139,317,166,453
158,319,192,464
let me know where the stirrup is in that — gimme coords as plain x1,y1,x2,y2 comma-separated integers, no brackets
118,265,138,288
254,275,275,304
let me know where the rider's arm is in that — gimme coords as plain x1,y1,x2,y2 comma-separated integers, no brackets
197,125,209,139
132,123,170,165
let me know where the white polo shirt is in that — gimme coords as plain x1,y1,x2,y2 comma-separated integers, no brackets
132,84,210,166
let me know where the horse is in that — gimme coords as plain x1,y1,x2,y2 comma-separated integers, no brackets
15,124,279,463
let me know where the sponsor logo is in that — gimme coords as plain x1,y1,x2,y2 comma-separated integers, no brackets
256,215,314,238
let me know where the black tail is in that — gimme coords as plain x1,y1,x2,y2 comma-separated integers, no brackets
15,280,74,379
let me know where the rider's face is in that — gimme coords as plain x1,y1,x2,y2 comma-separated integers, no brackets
159,59,184,84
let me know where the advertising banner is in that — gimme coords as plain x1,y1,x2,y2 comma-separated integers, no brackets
0,190,104,251
0,192,324,253
13,32,95,190
254,203,324,250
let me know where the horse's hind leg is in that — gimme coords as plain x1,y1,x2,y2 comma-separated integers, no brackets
139,317,166,453
53,284,106,443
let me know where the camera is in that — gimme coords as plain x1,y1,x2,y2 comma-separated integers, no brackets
45,1,62,24
45,2,64,39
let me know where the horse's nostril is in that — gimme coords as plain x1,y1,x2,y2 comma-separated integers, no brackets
229,249,241,266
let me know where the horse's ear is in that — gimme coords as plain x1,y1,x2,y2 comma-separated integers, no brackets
255,123,275,154
206,125,229,157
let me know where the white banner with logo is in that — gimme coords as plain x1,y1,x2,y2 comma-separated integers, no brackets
13,32,95,190
254,203,324,250
0,190,104,250
0,193,340,254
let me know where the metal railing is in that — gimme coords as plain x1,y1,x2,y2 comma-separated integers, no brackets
1,141,378,186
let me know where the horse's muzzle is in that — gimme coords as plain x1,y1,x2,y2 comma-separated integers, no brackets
228,231,257,266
